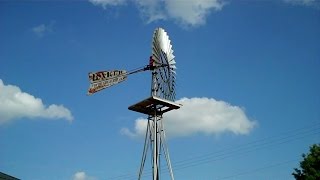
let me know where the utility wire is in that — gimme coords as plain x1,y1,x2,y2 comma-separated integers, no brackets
215,158,299,180
109,128,319,179
108,124,320,179
141,129,319,179
172,129,319,171
106,121,320,180
173,121,320,165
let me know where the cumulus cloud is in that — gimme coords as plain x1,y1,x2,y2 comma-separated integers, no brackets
121,97,256,138
73,171,96,180
89,0,226,27
165,0,225,27
135,0,167,23
0,79,73,124
32,21,55,37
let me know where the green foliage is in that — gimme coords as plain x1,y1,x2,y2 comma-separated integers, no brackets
292,144,320,180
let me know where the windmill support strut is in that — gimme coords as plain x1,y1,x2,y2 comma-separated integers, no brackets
129,96,180,180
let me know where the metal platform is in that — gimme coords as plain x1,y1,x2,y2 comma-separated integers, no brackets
128,96,181,115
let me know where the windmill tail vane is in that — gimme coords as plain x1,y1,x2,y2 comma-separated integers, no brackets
87,56,160,95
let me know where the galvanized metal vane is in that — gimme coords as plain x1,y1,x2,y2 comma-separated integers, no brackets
88,70,127,95
87,66,151,95
152,28,176,101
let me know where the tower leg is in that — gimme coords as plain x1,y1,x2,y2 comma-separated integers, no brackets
152,114,159,180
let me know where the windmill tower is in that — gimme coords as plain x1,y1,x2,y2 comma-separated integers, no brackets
88,28,180,180
129,28,180,180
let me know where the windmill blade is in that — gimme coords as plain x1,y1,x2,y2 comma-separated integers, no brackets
151,27,176,101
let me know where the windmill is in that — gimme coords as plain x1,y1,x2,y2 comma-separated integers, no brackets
88,28,180,180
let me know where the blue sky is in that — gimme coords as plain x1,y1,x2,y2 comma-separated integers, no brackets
0,0,319,179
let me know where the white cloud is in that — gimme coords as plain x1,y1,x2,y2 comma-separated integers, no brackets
32,21,55,37
121,97,256,138
73,171,96,180
283,0,320,7
135,0,167,23
89,0,226,27
0,79,73,124
165,0,225,27
89,0,126,8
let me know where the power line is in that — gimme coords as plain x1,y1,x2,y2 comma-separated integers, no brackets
106,121,320,179
108,124,320,179
215,159,299,180
173,121,320,166
172,129,319,171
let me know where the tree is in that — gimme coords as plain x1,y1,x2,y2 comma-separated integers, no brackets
292,144,320,180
